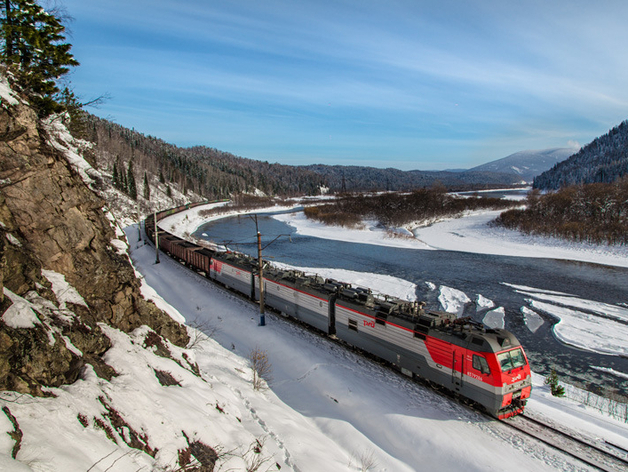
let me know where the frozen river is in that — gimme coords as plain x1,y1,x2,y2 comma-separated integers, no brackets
195,210,628,400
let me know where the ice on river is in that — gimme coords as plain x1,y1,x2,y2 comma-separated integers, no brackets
476,294,495,311
483,307,505,329
505,284,628,358
521,306,544,333
591,366,628,380
438,285,471,316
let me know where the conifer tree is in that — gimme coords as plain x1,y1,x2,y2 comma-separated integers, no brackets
1,0,80,115
143,171,150,200
120,163,127,193
545,369,565,397
127,159,137,200
112,159,119,189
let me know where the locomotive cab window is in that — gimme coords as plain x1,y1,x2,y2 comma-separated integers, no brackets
472,355,490,375
497,348,527,372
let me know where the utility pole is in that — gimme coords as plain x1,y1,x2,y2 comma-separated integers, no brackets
154,210,160,264
137,201,142,242
250,215,266,326
249,214,292,327
257,229,265,326
253,214,266,326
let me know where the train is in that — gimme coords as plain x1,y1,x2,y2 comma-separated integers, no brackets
144,202,532,419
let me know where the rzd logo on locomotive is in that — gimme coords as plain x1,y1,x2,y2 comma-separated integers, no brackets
363,320,375,328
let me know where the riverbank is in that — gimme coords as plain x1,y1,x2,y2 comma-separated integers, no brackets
160,199,628,269
273,208,628,268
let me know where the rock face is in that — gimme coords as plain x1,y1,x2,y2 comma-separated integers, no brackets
0,77,188,395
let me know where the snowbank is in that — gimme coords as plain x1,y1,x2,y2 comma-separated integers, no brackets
125,230,628,470
160,202,297,240
270,206,628,268
274,211,432,249
410,210,628,268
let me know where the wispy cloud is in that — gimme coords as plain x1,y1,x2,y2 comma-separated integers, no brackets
63,0,628,169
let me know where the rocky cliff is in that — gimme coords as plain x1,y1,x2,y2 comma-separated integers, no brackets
0,75,188,396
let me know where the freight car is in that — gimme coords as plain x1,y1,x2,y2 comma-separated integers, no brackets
144,206,532,419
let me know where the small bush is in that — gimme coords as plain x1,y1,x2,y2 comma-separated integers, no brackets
153,369,181,387
249,348,273,391
545,369,566,397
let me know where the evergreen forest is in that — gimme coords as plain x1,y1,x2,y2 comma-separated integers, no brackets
534,120,628,190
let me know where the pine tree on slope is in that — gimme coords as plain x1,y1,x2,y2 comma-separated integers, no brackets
0,0,79,116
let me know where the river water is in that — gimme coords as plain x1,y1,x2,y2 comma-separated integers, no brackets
194,211,628,400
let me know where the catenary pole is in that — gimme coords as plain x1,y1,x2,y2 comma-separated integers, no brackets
257,226,265,326
154,210,160,264
137,202,142,241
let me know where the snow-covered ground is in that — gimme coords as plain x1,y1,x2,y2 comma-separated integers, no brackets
4,207,628,470
128,227,628,471
274,209,628,268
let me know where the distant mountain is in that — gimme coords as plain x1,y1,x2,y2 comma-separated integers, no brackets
301,164,522,192
467,148,578,183
83,113,526,196
534,120,628,190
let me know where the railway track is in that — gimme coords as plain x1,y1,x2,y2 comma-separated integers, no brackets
146,211,627,470
502,414,628,472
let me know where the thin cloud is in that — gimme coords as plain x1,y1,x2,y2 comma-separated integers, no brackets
62,0,628,169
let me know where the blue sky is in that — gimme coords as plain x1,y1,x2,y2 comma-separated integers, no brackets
59,0,628,170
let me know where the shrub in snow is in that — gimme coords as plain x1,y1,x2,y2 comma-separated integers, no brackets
545,369,566,397
249,347,273,391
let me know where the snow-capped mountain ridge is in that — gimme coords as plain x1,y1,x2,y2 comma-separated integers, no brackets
468,147,579,182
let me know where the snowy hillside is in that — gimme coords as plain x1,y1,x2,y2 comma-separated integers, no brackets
3,198,628,470
468,148,579,183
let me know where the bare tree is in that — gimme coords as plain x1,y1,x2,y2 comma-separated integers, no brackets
249,347,272,391
186,317,219,349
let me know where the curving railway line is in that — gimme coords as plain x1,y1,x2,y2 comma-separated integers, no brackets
502,414,628,472
144,201,628,470
145,201,533,419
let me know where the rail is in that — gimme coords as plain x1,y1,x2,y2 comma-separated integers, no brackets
502,414,628,472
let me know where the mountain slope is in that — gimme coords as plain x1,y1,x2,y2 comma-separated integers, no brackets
84,113,525,196
534,120,628,190
83,113,327,199
467,148,578,183
301,164,522,192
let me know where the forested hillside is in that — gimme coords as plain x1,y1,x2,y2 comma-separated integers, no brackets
534,120,628,190
301,164,522,192
81,114,525,199
494,178,628,245
82,114,327,199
